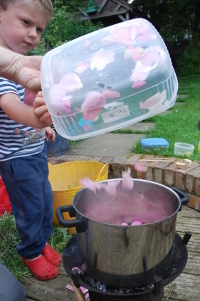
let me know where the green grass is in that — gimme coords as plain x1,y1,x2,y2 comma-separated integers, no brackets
0,213,72,282
115,75,200,161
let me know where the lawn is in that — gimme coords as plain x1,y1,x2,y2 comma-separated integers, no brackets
0,214,71,282
116,75,200,161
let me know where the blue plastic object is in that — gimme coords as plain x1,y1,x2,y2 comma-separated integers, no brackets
140,138,169,150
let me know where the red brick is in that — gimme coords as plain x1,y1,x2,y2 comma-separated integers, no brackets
111,157,127,178
185,174,194,193
187,194,200,211
164,163,177,186
194,175,200,197
176,170,186,191
124,154,140,177
154,160,172,184
145,160,158,181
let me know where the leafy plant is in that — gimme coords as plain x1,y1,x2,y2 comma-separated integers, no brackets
29,0,104,55
0,213,71,282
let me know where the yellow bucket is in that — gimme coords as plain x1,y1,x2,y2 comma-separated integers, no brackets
48,161,109,234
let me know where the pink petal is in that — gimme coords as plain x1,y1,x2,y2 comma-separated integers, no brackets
132,81,146,89
59,73,83,93
85,293,90,300
81,91,106,120
134,162,148,173
84,39,89,47
124,45,135,60
131,219,143,226
113,28,130,43
130,61,150,82
66,284,74,291
121,222,128,226
72,267,81,274
79,177,97,193
90,48,115,71
80,287,88,294
104,180,120,196
122,168,133,190
140,52,156,65
75,61,89,74
102,35,121,45
132,47,144,61
102,90,120,99
82,263,87,271
84,124,90,131
52,96,71,114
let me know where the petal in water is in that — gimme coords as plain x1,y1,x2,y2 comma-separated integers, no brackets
121,222,128,226
140,51,156,66
75,61,89,74
113,27,130,43
132,80,146,89
131,219,143,226
81,91,106,120
90,48,115,71
130,61,150,82
132,47,144,61
59,73,83,93
84,39,89,47
52,96,71,114
122,167,133,190
102,90,120,99
139,90,166,110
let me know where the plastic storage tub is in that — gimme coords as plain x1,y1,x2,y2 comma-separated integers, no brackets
174,142,194,156
41,18,178,140
48,161,109,234
141,138,169,150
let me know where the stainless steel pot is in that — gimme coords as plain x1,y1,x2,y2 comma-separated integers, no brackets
56,179,188,287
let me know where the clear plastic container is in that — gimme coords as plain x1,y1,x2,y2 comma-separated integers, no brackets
41,18,178,140
174,142,194,156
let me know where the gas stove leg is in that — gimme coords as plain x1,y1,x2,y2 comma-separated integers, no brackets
154,275,162,296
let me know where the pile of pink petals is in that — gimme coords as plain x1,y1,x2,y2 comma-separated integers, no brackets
79,167,133,196
121,219,143,226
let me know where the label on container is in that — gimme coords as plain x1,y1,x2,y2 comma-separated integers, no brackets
101,106,130,124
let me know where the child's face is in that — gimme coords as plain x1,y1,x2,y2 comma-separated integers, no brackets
0,2,48,54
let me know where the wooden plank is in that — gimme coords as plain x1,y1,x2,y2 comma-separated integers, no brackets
111,0,132,10
163,273,200,301
118,14,126,21
97,0,108,14
24,274,77,301
113,3,121,11
80,8,128,20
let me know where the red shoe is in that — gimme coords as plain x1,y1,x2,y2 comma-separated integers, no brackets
42,243,62,267
22,255,58,280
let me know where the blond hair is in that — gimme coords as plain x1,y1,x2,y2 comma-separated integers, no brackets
0,0,53,21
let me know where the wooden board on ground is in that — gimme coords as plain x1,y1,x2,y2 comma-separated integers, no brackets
23,206,200,301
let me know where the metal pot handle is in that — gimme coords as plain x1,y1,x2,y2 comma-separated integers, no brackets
170,187,189,208
56,205,86,233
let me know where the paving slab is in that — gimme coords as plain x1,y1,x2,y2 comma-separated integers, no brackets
68,133,145,157
124,122,155,131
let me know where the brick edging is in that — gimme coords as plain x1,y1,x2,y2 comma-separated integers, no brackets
48,154,200,213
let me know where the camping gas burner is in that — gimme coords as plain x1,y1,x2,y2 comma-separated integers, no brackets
63,232,191,301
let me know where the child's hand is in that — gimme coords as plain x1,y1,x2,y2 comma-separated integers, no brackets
33,91,52,127
45,127,56,142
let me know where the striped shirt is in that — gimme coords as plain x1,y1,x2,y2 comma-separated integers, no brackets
0,78,45,161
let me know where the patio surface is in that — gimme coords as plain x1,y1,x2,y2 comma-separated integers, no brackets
24,205,200,301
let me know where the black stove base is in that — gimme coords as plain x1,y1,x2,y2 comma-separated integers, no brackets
89,288,164,301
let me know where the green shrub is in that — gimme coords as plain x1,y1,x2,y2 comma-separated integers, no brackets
29,0,104,55
176,38,200,75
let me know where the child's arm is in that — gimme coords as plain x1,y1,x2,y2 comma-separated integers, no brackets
0,92,51,129
33,91,52,127
45,127,56,142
